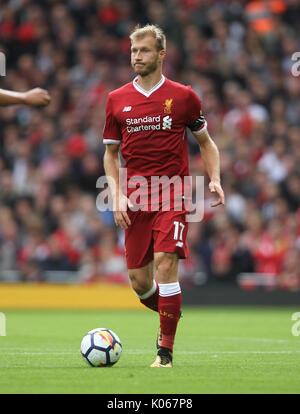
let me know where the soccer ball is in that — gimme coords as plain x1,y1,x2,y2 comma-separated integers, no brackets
80,328,122,367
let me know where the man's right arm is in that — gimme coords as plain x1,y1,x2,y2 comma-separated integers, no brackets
103,143,121,199
103,144,131,229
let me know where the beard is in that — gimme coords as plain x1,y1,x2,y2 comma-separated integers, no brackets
133,59,159,77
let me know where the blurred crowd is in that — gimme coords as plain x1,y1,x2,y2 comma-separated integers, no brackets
0,0,300,290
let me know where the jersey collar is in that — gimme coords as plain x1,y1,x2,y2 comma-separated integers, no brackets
132,75,166,97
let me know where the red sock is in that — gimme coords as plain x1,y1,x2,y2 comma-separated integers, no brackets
139,282,159,312
158,292,182,352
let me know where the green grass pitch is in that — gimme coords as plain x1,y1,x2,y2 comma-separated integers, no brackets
0,307,299,394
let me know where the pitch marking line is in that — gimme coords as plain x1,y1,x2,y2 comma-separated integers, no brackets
1,350,300,356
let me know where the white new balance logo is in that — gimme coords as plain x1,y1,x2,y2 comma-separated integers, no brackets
162,115,172,130
123,106,132,112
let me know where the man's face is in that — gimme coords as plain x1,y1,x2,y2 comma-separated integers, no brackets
131,35,165,77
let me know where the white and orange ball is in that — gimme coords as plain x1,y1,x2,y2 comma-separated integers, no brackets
80,328,122,367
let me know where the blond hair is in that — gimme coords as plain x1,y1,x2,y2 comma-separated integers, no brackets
129,24,166,51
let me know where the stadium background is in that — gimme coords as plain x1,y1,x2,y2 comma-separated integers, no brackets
0,0,300,308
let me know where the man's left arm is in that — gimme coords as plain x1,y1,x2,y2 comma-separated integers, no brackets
192,129,225,207
0,88,50,106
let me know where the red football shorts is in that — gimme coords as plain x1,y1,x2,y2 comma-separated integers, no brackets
124,209,189,269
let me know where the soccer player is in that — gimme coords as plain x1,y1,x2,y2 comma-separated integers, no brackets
103,25,225,367
0,87,50,106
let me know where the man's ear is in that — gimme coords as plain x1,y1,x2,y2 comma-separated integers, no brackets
159,49,166,60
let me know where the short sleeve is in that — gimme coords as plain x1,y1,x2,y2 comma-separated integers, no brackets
102,94,122,145
185,87,207,134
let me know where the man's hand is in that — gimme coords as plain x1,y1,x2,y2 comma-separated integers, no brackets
23,88,51,106
209,181,225,207
113,193,133,229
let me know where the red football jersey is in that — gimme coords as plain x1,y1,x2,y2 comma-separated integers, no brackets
103,76,205,207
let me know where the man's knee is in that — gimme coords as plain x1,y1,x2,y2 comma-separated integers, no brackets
155,252,178,282
128,270,152,296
